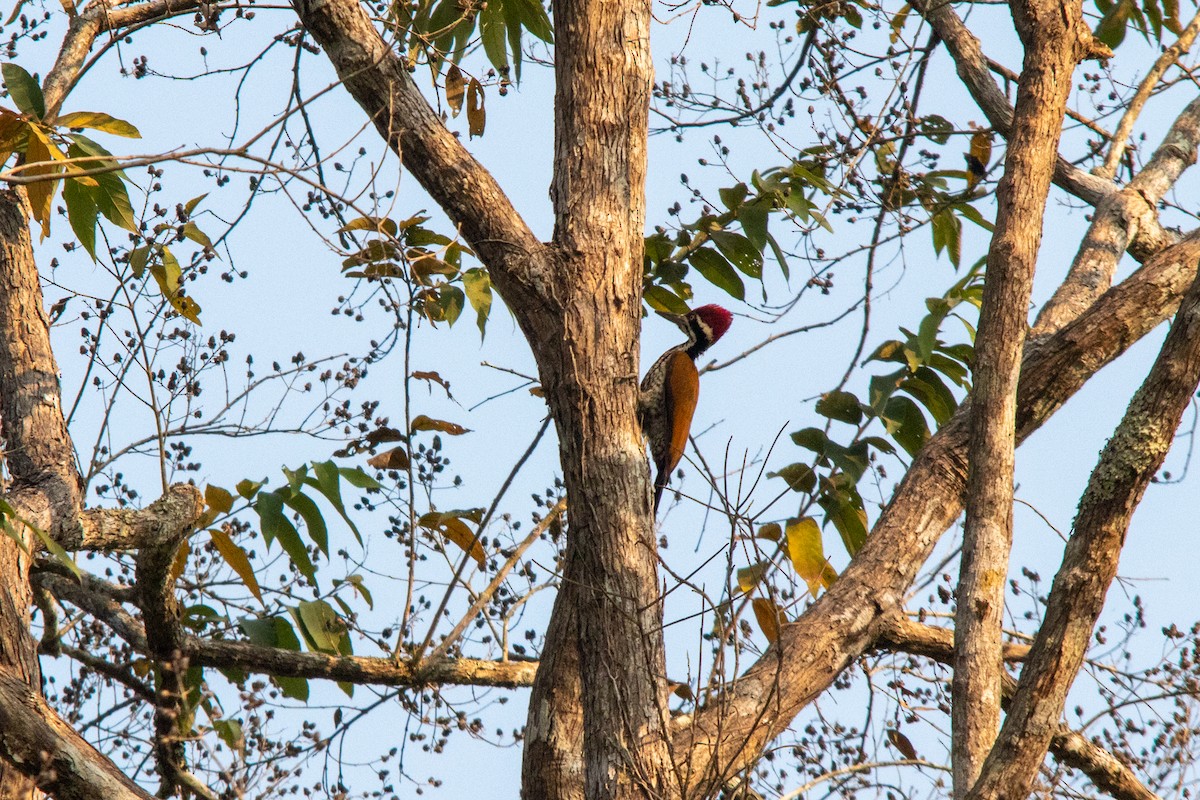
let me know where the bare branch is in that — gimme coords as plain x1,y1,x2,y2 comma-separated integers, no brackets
38,569,539,688
877,617,1161,800
41,0,203,118
1097,10,1200,179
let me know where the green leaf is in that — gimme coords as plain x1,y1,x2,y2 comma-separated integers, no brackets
719,183,748,211
689,246,745,300
479,2,508,71
881,395,930,457
212,719,244,755
128,246,149,278
709,230,763,279
239,617,308,699
462,268,492,339
334,574,374,609
181,221,212,249
818,483,868,556
790,427,829,454
68,137,136,232
2,62,44,119
643,284,690,315
236,478,265,500
437,284,465,326
507,0,553,42
283,491,328,556
769,462,816,494
738,199,770,252
62,178,98,261
815,390,863,424
55,111,140,138
306,460,364,545
184,193,207,216
255,491,315,581
339,466,382,490
506,12,524,83
295,599,350,655
931,208,962,267
901,367,957,426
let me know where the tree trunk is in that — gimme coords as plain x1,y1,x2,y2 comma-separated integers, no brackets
0,188,70,799
952,0,1095,792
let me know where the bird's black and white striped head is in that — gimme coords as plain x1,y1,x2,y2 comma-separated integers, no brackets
658,304,733,358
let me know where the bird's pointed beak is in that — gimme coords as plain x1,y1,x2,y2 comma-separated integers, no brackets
654,309,687,328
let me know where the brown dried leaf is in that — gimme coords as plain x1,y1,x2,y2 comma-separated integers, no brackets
466,78,485,139
446,63,465,117
887,728,918,760
367,446,411,470
411,414,470,435
751,597,785,643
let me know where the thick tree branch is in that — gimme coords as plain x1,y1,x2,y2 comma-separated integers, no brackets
953,0,1092,790
966,246,1200,800
135,524,194,797
55,483,204,552
0,667,156,800
672,231,1200,795
877,617,1161,800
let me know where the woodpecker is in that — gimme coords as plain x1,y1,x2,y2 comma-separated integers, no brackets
639,304,733,513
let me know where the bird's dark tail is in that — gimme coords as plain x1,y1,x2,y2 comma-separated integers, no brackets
652,467,667,513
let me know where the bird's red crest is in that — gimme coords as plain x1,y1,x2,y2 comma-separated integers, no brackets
692,304,733,343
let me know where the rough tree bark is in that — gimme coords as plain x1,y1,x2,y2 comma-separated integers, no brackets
953,0,1098,792
292,0,669,796
964,239,1200,800
0,188,76,799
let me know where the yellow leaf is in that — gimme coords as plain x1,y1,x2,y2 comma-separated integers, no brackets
466,78,485,139
757,522,782,541
205,484,234,515
445,63,465,117
420,512,485,568
23,128,62,238
786,516,830,597
210,528,263,604
736,560,769,593
169,293,203,325
751,597,785,643
198,483,234,526
54,111,141,138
